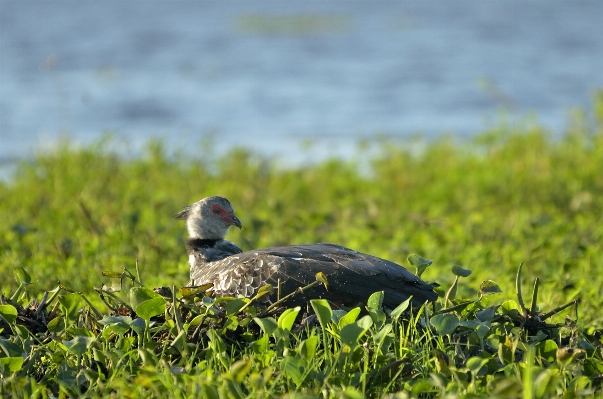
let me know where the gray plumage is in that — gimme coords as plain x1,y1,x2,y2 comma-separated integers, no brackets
177,196,438,308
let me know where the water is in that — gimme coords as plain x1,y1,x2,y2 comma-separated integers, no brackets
1,1,602,169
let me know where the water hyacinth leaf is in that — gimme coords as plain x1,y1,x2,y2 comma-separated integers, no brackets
479,280,503,296
466,356,489,375
501,300,521,317
407,254,432,277
0,305,18,324
311,299,333,329
0,338,23,357
135,298,166,320
58,293,83,322
476,306,499,322
179,284,213,299
331,310,348,324
63,336,95,357
250,334,269,354
537,340,559,363
130,287,162,310
98,315,132,335
0,357,24,373
390,297,412,319
430,314,460,335
225,298,248,316
298,336,319,361
338,307,361,329
130,318,146,335
341,315,373,347
254,284,273,300
254,317,278,336
451,265,472,277
367,291,384,311
47,317,65,333
13,267,32,284
282,356,305,387
229,359,252,383
278,306,301,332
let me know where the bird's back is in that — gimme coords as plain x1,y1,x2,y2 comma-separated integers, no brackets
189,243,438,308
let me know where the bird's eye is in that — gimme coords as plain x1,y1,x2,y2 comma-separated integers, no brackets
211,206,221,214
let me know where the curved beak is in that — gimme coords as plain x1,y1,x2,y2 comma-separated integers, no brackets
230,213,242,229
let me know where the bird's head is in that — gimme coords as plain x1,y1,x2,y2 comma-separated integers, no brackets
175,196,242,239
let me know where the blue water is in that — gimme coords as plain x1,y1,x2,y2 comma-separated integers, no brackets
1,1,602,166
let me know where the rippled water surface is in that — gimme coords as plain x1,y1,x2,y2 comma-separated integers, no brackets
1,1,602,165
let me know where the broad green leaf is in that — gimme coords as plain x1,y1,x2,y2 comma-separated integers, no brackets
476,306,498,322
338,307,361,329
451,265,472,277
278,306,301,332
250,334,269,354
135,297,166,320
179,284,213,299
0,338,23,357
341,315,373,348
479,280,503,296
282,356,305,387
13,267,31,284
466,356,489,375
367,291,384,310
407,254,433,277
229,359,252,383
98,315,132,336
0,357,24,373
130,318,146,335
225,298,248,316
310,299,332,329
47,317,65,333
254,284,273,300
0,305,18,324
430,314,460,335
130,287,162,310
58,293,83,322
390,297,412,319
537,340,558,363
298,336,319,361
501,300,521,317
63,336,95,357
254,317,278,336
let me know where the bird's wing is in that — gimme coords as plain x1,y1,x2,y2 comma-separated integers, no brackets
190,243,437,306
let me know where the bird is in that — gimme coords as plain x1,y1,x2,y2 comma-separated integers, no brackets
175,196,438,308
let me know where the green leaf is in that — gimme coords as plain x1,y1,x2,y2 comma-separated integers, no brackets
341,315,373,348
277,306,301,332
480,280,503,296
63,336,95,357
179,284,213,299
407,254,433,277
130,287,162,310
225,298,248,316
0,305,18,324
310,299,332,329
537,340,558,363
476,306,498,322
229,359,252,383
250,334,269,354
282,356,305,387
253,317,278,336
390,297,412,319
367,291,384,310
13,267,31,284
466,356,489,375
58,293,83,322
338,307,361,329
430,314,460,335
253,284,273,300
0,357,24,373
98,315,132,335
501,300,521,318
451,265,472,277
298,336,319,361
135,297,166,320
47,317,65,333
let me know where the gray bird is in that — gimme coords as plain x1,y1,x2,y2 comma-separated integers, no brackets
176,196,438,308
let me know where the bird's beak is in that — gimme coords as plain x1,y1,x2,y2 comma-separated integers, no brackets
230,214,242,229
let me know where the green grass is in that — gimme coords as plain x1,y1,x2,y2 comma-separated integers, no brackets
0,91,602,397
